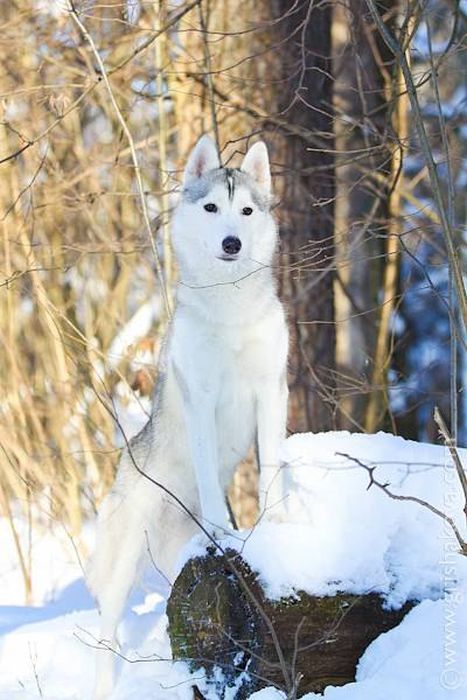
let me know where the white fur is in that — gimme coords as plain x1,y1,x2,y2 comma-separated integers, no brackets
88,136,289,698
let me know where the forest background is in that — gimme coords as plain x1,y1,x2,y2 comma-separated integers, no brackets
0,0,465,600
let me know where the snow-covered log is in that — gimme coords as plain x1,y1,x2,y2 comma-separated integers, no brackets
166,547,413,699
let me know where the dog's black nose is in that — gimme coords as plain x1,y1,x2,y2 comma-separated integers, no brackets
222,236,242,255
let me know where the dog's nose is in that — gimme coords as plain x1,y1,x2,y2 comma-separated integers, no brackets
222,236,242,255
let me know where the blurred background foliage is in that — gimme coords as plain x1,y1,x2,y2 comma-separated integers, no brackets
0,0,465,584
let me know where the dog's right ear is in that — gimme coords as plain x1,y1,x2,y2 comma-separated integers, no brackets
183,135,220,186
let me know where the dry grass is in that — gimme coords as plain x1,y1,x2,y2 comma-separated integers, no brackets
0,4,169,589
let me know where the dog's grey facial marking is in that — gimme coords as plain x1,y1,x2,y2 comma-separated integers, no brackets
182,177,212,204
224,168,235,202
183,168,270,211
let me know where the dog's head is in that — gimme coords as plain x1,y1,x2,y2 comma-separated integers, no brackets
172,135,277,281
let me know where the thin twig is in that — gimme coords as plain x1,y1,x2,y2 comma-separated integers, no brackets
336,451,467,555
197,3,220,155
107,0,202,77
426,20,458,444
434,407,467,525
0,2,200,166
67,1,172,319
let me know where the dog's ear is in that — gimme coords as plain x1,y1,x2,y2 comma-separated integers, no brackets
241,141,271,195
183,135,220,185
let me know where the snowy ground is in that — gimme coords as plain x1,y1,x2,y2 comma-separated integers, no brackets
1,431,466,699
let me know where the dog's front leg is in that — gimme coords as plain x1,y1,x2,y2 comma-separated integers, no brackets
256,376,288,520
180,381,229,536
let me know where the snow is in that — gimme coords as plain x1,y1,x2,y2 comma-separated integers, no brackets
1,431,466,698
300,598,467,700
248,691,285,700
0,514,93,608
219,431,467,607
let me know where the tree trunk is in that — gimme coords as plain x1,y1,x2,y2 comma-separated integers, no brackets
269,1,336,433
333,0,399,431
167,548,413,699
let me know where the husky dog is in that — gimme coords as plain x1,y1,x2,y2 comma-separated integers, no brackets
88,135,289,698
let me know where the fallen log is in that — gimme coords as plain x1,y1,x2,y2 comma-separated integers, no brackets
166,547,414,699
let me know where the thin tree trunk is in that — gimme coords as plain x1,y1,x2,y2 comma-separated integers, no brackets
365,46,409,432
272,0,336,432
334,0,398,431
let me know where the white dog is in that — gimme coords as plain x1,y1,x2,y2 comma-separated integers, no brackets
88,135,289,698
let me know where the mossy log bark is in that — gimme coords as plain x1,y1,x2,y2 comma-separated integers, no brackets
167,548,413,699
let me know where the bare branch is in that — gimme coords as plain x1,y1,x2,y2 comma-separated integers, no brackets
336,451,467,556
364,0,467,327
67,0,172,319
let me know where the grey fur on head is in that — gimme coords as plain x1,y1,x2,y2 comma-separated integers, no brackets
183,167,271,211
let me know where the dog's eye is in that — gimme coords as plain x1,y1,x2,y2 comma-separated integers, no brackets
204,203,218,213
242,207,253,216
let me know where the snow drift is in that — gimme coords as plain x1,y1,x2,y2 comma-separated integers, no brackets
0,431,466,699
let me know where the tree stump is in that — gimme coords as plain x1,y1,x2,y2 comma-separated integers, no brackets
167,547,414,699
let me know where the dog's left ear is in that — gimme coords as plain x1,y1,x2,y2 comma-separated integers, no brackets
241,141,271,195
